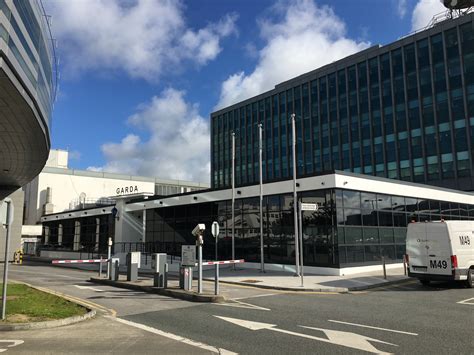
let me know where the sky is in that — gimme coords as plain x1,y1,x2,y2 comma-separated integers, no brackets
44,0,448,184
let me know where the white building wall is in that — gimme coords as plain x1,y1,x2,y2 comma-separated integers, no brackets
25,172,155,225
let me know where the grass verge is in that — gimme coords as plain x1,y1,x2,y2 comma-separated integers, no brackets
0,283,86,323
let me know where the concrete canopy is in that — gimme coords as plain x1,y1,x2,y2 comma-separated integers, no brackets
0,61,50,199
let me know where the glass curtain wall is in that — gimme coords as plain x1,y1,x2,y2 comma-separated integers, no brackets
211,18,473,190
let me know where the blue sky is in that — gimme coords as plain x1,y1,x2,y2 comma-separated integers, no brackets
45,0,447,184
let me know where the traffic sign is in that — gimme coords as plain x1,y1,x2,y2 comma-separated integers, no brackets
300,203,318,211
0,199,13,226
211,221,220,238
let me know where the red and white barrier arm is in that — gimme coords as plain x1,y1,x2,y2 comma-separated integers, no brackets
202,259,245,266
52,259,108,264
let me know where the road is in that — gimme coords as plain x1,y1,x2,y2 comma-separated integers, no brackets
2,263,473,354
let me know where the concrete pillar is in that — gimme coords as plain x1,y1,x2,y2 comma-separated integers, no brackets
44,226,50,244
95,217,100,251
73,221,81,251
58,224,63,245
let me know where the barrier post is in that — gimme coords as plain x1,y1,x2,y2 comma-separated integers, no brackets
382,256,387,279
215,264,219,295
107,237,112,279
403,255,407,276
99,257,103,277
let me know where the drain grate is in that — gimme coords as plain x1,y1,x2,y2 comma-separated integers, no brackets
240,279,263,283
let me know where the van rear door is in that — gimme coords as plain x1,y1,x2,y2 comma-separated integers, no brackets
425,223,452,276
407,223,429,274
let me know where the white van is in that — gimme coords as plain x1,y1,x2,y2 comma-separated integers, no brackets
406,221,473,288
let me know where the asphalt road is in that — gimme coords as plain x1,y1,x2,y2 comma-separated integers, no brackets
3,263,474,354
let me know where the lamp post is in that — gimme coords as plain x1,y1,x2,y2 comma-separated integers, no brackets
231,131,235,268
258,123,264,272
291,113,300,277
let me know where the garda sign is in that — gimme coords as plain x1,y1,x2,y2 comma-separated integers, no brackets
116,185,139,196
300,203,318,211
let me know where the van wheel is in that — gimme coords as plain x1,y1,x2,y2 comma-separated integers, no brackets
420,279,430,286
466,268,473,289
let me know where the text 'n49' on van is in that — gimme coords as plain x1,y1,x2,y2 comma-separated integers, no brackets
406,221,474,288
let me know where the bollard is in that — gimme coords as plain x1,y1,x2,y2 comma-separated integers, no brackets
215,264,219,296
403,255,407,276
98,258,103,277
382,256,387,279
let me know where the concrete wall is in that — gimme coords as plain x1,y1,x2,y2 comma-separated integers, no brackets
24,172,155,225
0,188,24,262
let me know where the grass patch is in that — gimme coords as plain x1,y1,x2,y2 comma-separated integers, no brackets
0,283,86,323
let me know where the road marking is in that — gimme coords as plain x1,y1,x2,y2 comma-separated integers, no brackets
457,297,474,305
74,285,105,292
110,316,237,354
214,300,271,311
233,293,277,300
215,316,397,355
328,320,418,336
0,340,24,353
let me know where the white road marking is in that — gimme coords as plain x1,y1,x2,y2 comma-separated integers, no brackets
328,319,418,336
74,285,105,292
0,340,24,353
215,316,397,355
233,293,277,300
457,297,474,305
109,316,238,354
214,300,270,311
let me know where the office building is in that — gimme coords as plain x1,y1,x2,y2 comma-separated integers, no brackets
211,12,474,191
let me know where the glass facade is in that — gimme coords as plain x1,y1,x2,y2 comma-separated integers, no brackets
142,188,474,268
0,0,55,126
43,215,114,254
211,15,474,191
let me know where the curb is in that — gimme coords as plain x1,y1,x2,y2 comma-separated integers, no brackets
199,276,411,293
89,278,225,303
0,281,96,331
0,310,96,331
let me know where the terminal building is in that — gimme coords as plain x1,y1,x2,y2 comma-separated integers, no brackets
39,10,474,274
0,0,56,259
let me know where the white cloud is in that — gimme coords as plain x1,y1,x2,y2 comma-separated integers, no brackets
396,0,408,18
215,0,370,109
47,0,237,81
88,89,210,183
411,0,447,31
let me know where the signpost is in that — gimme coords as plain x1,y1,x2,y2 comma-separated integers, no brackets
211,221,220,294
1,198,14,320
298,202,318,287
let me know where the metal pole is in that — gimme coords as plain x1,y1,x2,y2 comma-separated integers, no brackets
99,257,103,277
215,264,219,295
298,202,304,287
291,113,300,276
198,242,203,294
107,238,112,279
382,256,387,279
1,200,12,320
215,231,218,262
259,123,265,273
231,132,236,270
